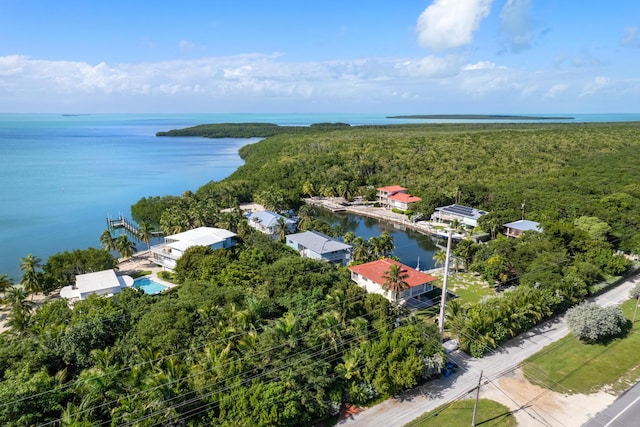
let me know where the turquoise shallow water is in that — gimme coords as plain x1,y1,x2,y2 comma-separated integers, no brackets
1,113,638,280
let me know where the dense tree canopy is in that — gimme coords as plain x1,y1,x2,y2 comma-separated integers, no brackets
4,121,640,424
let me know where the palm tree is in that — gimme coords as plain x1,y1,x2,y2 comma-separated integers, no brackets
114,234,136,260
19,253,43,297
297,205,315,231
99,229,116,252
4,286,35,312
275,217,288,243
343,231,356,245
0,274,13,297
432,249,447,269
381,263,410,303
450,219,462,232
137,221,154,252
19,253,42,274
377,231,394,255
302,181,316,198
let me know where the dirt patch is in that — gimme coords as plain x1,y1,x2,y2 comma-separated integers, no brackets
480,368,615,427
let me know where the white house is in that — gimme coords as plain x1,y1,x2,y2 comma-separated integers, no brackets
504,219,542,238
247,210,297,239
286,230,352,265
150,226,237,270
60,269,133,301
348,259,437,303
430,204,488,228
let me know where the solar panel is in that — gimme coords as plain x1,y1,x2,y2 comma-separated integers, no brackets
443,204,474,216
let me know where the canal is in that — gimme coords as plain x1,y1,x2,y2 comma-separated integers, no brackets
316,209,445,271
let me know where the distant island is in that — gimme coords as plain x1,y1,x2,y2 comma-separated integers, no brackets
388,114,575,120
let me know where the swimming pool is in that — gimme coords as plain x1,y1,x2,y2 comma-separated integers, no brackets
133,277,169,295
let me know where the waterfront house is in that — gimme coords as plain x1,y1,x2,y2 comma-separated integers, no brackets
504,219,542,238
430,204,488,228
150,226,237,270
60,269,133,301
247,210,297,239
377,185,422,211
286,230,352,265
349,258,437,303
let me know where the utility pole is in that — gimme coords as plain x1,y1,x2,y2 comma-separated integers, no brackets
471,370,483,427
438,229,453,337
521,200,526,220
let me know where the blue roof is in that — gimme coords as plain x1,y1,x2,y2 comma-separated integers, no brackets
503,219,542,232
248,210,296,228
287,231,352,254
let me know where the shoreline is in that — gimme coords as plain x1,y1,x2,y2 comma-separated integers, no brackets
304,197,467,241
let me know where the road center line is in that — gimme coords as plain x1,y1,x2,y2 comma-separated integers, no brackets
603,394,640,427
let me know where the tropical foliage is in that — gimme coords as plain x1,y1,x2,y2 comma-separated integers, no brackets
0,229,443,426
566,302,629,343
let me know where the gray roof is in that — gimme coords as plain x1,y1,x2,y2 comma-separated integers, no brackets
436,204,488,220
287,231,352,254
504,219,542,232
166,227,236,250
75,269,133,293
248,210,296,227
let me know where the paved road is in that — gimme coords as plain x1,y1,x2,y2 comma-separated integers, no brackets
338,274,640,427
584,380,640,426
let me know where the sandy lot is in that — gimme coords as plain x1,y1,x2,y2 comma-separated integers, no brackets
479,368,615,427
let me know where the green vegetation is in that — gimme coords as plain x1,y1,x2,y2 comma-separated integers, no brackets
0,230,445,426
156,122,351,137
389,114,574,120
431,271,494,305
130,270,151,279
4,121,640,425
404,398,516,427
566,302,629,343
522,298,640,394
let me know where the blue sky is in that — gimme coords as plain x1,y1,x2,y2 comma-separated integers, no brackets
1,0,639,114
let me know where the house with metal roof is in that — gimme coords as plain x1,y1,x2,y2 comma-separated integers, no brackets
377,185,422,211
247,210,297,239
150,226,237,270
430,204,488,228
60,269,134,301
286,230,352,265
504,219,542,238
348,258,437,304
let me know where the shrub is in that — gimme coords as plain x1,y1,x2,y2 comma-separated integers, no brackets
566,302,629,343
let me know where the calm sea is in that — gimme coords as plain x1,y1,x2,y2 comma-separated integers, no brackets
1,113,638,280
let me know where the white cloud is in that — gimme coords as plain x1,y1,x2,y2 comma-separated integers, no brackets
416,0,494,51
399,55,463,78
581,76,611,96
463,61,501,71
621,26,640,47
544,83,567,98
499,0,532,53
0,53,638,113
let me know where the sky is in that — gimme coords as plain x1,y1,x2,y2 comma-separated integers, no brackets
1,0,639,114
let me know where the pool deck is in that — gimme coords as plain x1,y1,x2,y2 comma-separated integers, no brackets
116,251,177,288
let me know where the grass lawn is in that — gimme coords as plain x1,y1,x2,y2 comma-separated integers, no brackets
522,298,640,395
403,398,516,427
431,271,495,305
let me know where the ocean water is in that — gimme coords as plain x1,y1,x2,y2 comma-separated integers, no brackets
1,113,638,280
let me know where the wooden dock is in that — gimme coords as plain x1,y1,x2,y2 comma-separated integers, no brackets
108,215,140,235
107,215,162,238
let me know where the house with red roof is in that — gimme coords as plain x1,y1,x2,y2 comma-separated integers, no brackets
377,185,422,211
348,258,437,303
